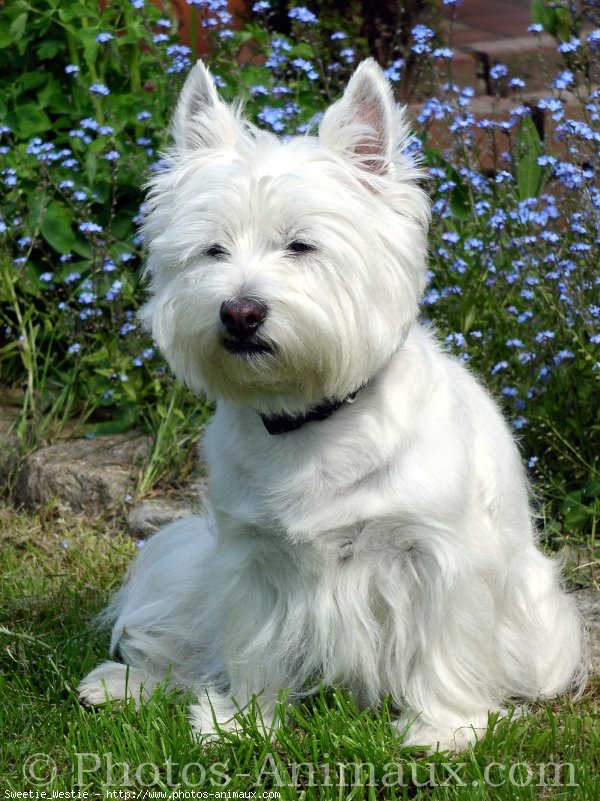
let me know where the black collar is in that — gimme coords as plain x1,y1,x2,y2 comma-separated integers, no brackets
260,385,365,435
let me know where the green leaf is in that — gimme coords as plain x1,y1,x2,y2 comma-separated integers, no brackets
85,151,98,185
80,28,99,66
36,78,72,113
20,71,48,92
517,117,543,200
71,240,92,259
85,412,140,437
582,481,600,499
40,201,76,254
10,12,28,42
0,21,13,48
37,39,65,60
530,0,574,39
5,103,51,137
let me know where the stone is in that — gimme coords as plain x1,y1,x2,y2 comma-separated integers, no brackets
14,433,152,513
0,402,21,489
575,588,600,677
127,495,200,539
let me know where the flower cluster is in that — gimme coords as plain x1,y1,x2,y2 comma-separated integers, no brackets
0,0,598,536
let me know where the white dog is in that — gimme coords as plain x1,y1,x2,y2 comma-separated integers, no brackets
79,59,584,751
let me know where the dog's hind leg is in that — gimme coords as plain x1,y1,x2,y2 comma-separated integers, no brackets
79,516,225,706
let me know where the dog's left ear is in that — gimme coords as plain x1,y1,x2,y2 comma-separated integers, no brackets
319,59,398,175
172,60,238,151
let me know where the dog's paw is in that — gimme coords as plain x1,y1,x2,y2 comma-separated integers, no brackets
78,661,158,708
189,689,279,740
189,689,241,739
394,713,487,753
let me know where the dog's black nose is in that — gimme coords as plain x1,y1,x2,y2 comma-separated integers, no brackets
220,297,268,339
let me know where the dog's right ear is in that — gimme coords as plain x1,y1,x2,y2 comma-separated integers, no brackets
172,61,238,151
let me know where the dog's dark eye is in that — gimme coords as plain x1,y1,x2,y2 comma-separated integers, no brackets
287,241,316,256
205,244,228,260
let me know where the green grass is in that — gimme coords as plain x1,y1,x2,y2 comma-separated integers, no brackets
1,504,598,800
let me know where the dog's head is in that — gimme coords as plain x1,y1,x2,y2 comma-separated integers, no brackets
140,59,430,415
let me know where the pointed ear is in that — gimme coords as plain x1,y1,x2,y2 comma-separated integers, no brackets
171,60,238,151
319,59,396,174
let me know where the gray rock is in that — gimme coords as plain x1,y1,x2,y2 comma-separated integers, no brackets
575,588,600,676
127,496,199,538
0,404,21,489
14,433,152,513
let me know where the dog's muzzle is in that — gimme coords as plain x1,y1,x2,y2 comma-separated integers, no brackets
220,296,273,357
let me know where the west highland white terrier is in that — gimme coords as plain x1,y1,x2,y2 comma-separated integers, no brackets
79,59,584,751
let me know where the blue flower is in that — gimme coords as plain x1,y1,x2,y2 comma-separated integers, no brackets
331,31,346,40
68,343,81,354
105,280,123,301
90,83,110,96
490,210,507,230
65,64,80,75
528,23,543,33
538,97,564,120
384,60,404,82
252,1,271,11
412,24,435,42
587,30,600,48
489,63,508,81
259,106,286,132
557,38,580,53
288,6,317,24
97,32,113,43
554,350,574,365
513,417,527,429
79,221,103,234
292,58,318,80
552,70,574,90
105,150,120,161
40,272,53,282
80,118,99,131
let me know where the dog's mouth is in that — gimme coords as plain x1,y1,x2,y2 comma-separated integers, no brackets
223,338,274,357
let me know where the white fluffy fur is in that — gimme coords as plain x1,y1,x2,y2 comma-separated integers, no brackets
78,60,585,752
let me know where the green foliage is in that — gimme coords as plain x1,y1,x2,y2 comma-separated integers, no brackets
0,0,206,474
531,0,576,39
0,0,598,548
